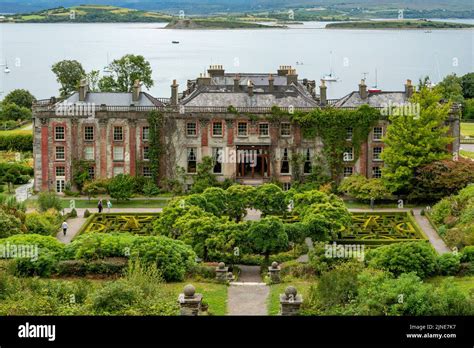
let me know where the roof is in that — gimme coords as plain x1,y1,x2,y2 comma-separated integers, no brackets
335,91,408,108
64,92,162,107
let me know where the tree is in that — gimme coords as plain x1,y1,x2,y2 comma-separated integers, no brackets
51,60,86,97
435,74,464,103
190,156,218,193
382,87,452,194
253,183,287,216
201,187,228,216
301,202,352,241
83,179,108,201
107,174,134,201
2,89,36,109
461,72,474,98
410,158,474,201
37,192,62,212
225,185,256,222
338,174,393,201
98,54,153,92
0,103,32,121
462,98,474,120
248,216,288,263
86,70,101,92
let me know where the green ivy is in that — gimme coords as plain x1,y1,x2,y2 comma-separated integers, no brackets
147,110,164,184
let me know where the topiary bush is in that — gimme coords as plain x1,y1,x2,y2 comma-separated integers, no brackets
366,241,437,279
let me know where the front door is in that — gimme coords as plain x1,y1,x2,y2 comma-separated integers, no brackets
236,146,270,178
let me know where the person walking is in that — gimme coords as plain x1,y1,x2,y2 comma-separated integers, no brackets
107,200,112,212
62,221,68,236
98,199,103,213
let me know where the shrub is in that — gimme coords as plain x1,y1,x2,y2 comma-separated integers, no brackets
83,209,91,218
25,212,57,236
37,192,62,212
253,184,287,216
461,246,474,262
107,174,134,201
437,253,461,275
0,210,23,238
69,208,77,218
91,280,143,314
2,89,36,109
0,134,33,152
0,162,33,185
142,180,161,196
366,241,437,278
0,103,32,121
338,174,393,201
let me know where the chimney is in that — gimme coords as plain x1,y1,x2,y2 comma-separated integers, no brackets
171,79,179,106
233,74,240,92
79,79,88,102
207,64,225,77
132,80,141,102
359,79,368,100
268,74,274,92
197,73,212,86
277,65,291,76
287,68,298,85
405,79,414,99
247,80,254,97
319,79,327,106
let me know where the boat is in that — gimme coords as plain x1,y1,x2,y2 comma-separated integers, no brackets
3,65,9,74
368,69,381,93
172,41,180,44
322,51,339,82
103,53,112,73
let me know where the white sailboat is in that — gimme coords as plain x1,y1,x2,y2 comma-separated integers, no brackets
103,53,112,73
368,69,381,93
322,51,339,82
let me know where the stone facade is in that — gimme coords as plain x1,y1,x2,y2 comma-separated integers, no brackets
32,66,461,193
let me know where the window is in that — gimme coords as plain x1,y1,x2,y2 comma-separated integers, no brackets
55,126,65,141
283,182,291,191
113,166,124,177
237,122,248,137
187,148,197,173
212,147,223,174
212,121,223,137
372,166,382,178
304,148,312,174
56,179,65,193
259,123,269,137
280,148,290,174
186,122,197,136
373,147,382,161
343,167,353,177
143,146,149,160
84,126,94,141
88,167,95,180
55,166,65,177
373,127,383,141
281,123,291,136
55,146,65,160
142,126,149,141
113,126,123,141
113,146,124,161
84,146,94,160
343,147,353,161
346,127,353,141
143,166,152,178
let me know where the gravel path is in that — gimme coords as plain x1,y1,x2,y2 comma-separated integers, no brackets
412,208,450,254
227,265,269,316
56,217,86,244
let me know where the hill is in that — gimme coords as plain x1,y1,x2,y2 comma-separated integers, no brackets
326,20,474,29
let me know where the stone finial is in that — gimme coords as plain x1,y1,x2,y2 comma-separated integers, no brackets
216,262,229,283
183,284,195,298
218,262,225,269
271,261,279,269
280,285,303,316
285,286,297,299
268,261,281,283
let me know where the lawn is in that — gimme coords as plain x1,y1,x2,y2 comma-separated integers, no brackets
163,281,228,315
0,129,32,136
461,123,474,137
267,280,313,316
460,150,474,159
427,276,474,295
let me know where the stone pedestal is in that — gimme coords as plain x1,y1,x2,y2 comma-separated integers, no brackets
268,261,281,284
280,286,302,316
178,284,202,316
215,262,229,283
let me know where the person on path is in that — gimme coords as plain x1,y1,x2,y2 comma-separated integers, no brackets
62,221,68,236
107,200,112,212
98,199,103,213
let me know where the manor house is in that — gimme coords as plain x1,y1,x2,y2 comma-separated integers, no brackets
32,65,461,193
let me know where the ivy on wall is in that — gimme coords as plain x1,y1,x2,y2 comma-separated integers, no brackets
147,110,164,184
289,105,380,180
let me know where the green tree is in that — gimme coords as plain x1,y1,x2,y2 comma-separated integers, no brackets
225,185,256,222
2,89,36,109
51,60,86,97
201,187,228,216
98,54,153,92
83,179,108,201
86,70,101,92
37,192,62,212
382,87,452,194
253,183,287,216
248,216,288,263
462,98,474,120
435,74,464,103
1,103,32,121
301,202,352,241
191,156,218,193
338,174,393,201
107,174,134,202
461,72,474,98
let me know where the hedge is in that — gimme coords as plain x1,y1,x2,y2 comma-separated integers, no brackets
0,134,33,152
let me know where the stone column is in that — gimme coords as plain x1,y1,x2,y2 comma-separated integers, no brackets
280,286,302,316
178,284,202,316
215,262,229,283
40,118,49,191
268,261,281,284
